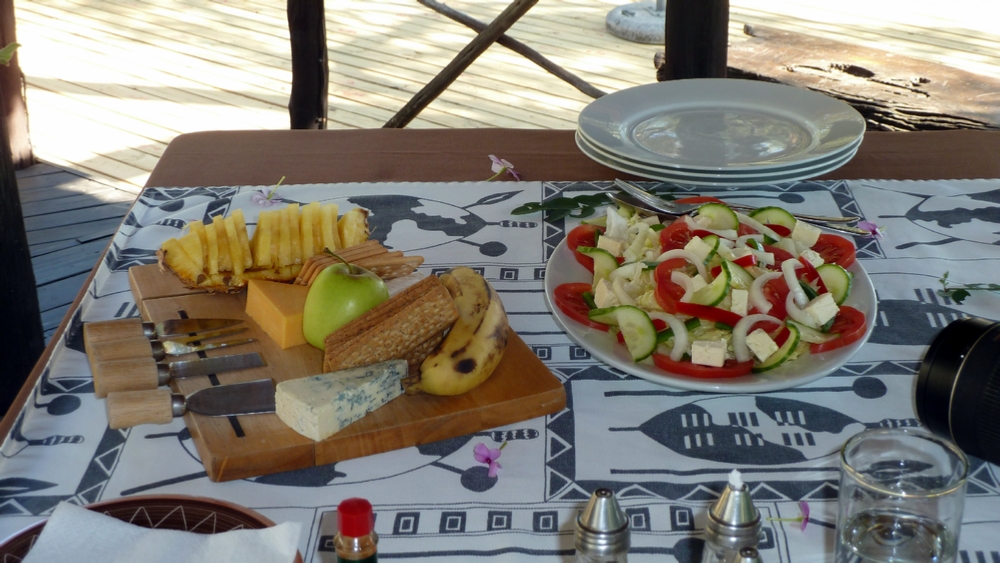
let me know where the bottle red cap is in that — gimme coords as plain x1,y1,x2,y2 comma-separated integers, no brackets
338,498,374,537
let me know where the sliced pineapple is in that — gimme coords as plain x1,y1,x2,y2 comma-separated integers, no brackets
188,220,209,270
338,207,370,248
204,218,219,274
252,210,274,268
232,209,253,269
277,206,292,267
223,216,245,275
300,202,317,260
287,203,301,264
211,215,233,272
160,238,203,283
320,203,341,252
176,231,204,274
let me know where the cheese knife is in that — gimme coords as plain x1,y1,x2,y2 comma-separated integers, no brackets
106,379,276,429
88,335,256,364
84,317,245,344
93,352,267,398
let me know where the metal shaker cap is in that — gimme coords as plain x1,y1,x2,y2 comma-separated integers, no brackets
731,547,763,563
706,470,761,543
575,488,630,557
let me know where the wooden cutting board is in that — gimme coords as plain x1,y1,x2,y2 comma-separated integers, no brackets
127,264,566,482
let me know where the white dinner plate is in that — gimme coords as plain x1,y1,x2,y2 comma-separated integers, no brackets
577,127,862,176
543,237,878,393
578,79,866,172
576,132,859,187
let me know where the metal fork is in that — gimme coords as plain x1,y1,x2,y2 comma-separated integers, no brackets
612,179,872,236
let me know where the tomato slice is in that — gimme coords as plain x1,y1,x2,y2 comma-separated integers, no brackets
675,302,744,327
810,306,867,353
659,220,693,251
733,254,758,268
812,233,857,269
797,256,829,294
553,283,610,331
765,224,792,237
762,244,795,268
566,224,605,272
652,354,754,378
653,258,687,314
759,277,790,319
675,196,725,204
737,223,758,237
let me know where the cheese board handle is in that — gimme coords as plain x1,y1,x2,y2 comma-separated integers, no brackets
88,336,159,364
106,388,176,429
94,356,164,398
84,318,147,345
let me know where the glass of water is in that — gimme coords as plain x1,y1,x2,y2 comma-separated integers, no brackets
835,427,968,563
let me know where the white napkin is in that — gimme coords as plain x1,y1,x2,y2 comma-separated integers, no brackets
22,502,301,563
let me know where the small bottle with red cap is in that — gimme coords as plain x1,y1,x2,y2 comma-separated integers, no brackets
335,498,378,562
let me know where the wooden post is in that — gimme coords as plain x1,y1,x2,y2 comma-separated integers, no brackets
1,0,32,168
287,0,328,129
656,0,729,81
385,0,539,128
0,89,44,416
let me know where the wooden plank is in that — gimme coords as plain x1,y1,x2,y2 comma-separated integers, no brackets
26,216,127,246
23,201,131,233
18,180,129,205
30,237,112,286
21,189,134,218
15,162,63,179
41,303,71,334
135,273,565,482
37,271,90,312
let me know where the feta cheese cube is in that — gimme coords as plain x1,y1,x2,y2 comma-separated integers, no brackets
745,328,779,362
683,236,714,262
596,235,625,257
804,292,839,326
791,220,822,247
593,278,620,309
799,248,825,267
730,289,749,317
691,340,727,367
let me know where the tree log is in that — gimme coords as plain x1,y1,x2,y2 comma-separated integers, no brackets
1,0,33,168
656,0,729,81
0,89,44,416
385,0,539,128
417,0,605,99
287,0,328,129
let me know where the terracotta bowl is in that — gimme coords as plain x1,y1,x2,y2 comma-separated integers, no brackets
0,494,304,562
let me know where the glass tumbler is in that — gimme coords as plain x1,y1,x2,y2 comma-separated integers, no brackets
835,427,968,563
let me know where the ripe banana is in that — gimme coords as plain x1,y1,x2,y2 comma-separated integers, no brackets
404,267,509,396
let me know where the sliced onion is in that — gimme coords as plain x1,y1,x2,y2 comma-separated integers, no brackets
749,271,782,314
736,212,781,241
671,270,703,302
611,277,637,306
736,234,765,248
654,249,708,280
609,261,642,281
648,311,689,362
682,216,738,239
733,313,782,362
782,259,808,307
786,292,819,329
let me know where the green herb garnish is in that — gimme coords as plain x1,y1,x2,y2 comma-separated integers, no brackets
512,193,611,222
938,271,1000,304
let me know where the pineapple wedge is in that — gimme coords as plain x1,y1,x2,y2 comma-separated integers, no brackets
188,220,209,270
232,209,254,270
212,215,233,272
299,202,315,260
320,203,341,252
287,203,301,264
176,231,204,274
277,206,292,267
251,210,274,268
160,238,203,283
223,216,245,275
338,207,370,248
204,218,219,274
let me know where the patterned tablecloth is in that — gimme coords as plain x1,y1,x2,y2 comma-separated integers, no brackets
1,179,999,562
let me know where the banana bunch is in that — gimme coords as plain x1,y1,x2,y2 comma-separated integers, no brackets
404,267,509,396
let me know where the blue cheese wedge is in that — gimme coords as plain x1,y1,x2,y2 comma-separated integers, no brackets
275,359,406,441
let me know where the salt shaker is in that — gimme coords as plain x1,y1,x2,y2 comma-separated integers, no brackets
575,488,630,563
700,469,761,563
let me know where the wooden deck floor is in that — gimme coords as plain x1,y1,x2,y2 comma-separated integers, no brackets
12,0,999,341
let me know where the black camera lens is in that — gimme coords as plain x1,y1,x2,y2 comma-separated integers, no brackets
917,317,1000,465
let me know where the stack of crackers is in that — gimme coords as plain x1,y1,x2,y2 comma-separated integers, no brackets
323,276,458,374
295,241,424,286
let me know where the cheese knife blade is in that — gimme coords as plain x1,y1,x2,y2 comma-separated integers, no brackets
182,379,276,417
163,352,267,381
154,338,256,360
152,318,245,338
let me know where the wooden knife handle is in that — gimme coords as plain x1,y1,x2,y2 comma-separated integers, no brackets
106,388,175,429
93,357,162,398
87,336,156,364
84,318,147,346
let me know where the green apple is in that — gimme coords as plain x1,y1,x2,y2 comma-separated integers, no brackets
302,261,389,349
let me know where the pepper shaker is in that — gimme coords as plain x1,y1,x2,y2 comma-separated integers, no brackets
701,469,762,563
575,488,630,563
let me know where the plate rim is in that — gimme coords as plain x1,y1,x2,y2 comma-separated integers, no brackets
543,236,878,393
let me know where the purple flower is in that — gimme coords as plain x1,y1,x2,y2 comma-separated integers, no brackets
253,176,285,207
858,220,885,240
474,442,503,478
797,501,810,531
487,155,521,181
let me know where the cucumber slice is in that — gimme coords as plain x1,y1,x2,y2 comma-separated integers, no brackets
724,259,755,290
748,206,797,230
690,265,730,306
581,215,608,227
799,280,819,301
753,322,802,373
786,319,838,344
588,305,658,361
656,317,703,344
701,235,720,263
696,203,740,230
577,246,619,285
817,263,853,305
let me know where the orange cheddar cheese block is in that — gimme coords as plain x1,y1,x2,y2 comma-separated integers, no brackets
246,279,309,349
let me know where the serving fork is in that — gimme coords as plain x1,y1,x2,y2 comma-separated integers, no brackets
612,179,872,237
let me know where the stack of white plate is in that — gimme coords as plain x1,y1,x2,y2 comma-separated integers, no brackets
577,79,866,186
